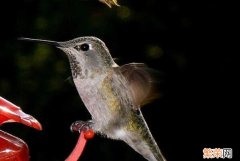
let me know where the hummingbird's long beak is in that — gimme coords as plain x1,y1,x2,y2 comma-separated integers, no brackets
18,37,61,47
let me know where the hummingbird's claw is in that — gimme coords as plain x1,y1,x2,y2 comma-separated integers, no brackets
70,120,93,133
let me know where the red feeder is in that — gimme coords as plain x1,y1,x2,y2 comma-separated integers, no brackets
65,129,95,161
0,97,42,161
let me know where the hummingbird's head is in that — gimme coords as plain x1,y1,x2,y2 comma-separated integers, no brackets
19,37,117,79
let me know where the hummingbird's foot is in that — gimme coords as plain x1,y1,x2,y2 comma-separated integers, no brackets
70,120,93,133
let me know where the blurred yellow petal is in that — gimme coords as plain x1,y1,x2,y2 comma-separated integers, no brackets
99,0,120,7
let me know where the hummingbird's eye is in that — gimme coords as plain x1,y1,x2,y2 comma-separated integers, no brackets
74,43,89,51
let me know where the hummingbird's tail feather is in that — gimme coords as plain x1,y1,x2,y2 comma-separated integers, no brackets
123,112,167,161
123,132,166,161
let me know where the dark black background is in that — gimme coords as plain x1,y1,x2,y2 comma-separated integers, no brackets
0,0,238,161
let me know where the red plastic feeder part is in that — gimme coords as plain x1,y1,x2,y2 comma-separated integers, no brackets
0,97,42,130
0,131,29,161
65,129,95,161
0,97,42,161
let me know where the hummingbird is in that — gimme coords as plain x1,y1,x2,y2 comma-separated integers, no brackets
19,36,167,161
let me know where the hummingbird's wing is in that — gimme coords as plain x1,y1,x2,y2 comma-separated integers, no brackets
114,63,161,108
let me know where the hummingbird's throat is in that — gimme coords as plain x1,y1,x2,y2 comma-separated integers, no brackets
67,54,83,79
